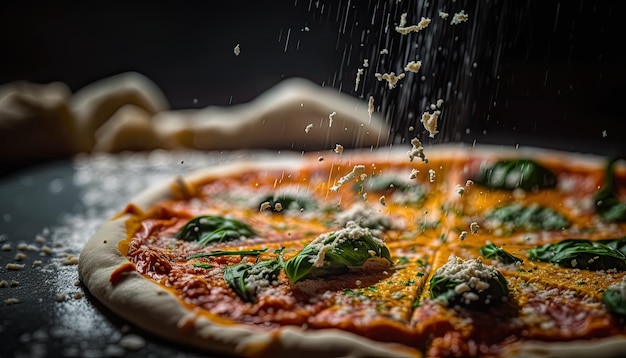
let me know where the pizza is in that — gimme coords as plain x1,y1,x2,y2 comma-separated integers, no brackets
78,144,626,357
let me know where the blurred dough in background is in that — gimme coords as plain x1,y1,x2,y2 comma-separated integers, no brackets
0,72,390,166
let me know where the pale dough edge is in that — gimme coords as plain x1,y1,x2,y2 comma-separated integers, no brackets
78,144,626,358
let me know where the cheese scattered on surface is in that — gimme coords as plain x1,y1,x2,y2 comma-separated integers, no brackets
330,165,366,192
233,44,241,56
1,243,10,251
6,263,25,270
374,72,406,89
470,222,480,234
404,60,422,73
395,17,431,35
5,298,20,305
304,123,314,133
0,280,8,288
118,334,146,351
407,137,426,162
421,110,441,138
260,201,271,211
434,255,498,304
15,253,26,261
451,10,469,25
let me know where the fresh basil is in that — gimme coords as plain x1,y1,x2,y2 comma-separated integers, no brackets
485,203,570,232
593,159,626,222
479,243,523,265
429,265,509,310
527,237,626,270
284,224,392,283
472,159,557,191
176,216,255,245
186,249,267,261
602,283,626,316
223,256,283,303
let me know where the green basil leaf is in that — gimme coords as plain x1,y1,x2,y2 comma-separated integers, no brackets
284,223,392,283
485,203,570,232
429,257,509,310
223,257,283,303
594,159,626,222
602,282,626,316
473,159,557,191
176,216,255,245
527,238,626,271
479,243,523,265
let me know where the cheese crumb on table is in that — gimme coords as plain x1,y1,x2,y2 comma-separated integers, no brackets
6,263,25,270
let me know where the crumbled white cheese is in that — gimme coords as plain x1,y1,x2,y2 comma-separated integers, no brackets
379,195,386,206
355,68,364,91
395,17,431,35
451,10,469,25
6,263,25,270
399,12,408,27
334,144,344,155
274,202,283,212
409,169,419,180
0,280,8,288
328,111,336,127
470,222,480,234
439,11,450,19
459,231,468,241
260,201,271,211
5,298,20,305
308,221,386,268
455,184,465,197
374,72,406,89
1,243,10,251
380,49,389,55
362,59,369,68
330,165,366,192
304,123,314,133
434,255,499,304
408,137,426,162
118,334,146,351
404,60,422,73
428,169,436,183
421,110,441,138
233,44,241,56
15,253,26,261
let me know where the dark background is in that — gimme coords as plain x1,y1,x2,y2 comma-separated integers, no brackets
1,0,625,156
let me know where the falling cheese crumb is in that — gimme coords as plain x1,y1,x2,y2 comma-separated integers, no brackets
451,10,469,25
421,110,441,138
379,196,386,206
455,184,465,197
331,165,366,192
355,68,364,91
233,44,241,56
428,169,436,183
329,111,336,127
408,138,426,162
368,96,374,122
395,17,431,35
334,144,344,155
399,13,408,27
362,59,369,68
304,123,314,133
374,72,406,89
409,169,419,180
459,231,468,241
260,202,271,211
439,11,450,19
274,202,283,212
404,61,422,73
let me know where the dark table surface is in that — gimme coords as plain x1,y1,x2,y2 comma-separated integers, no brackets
0,150,249,358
